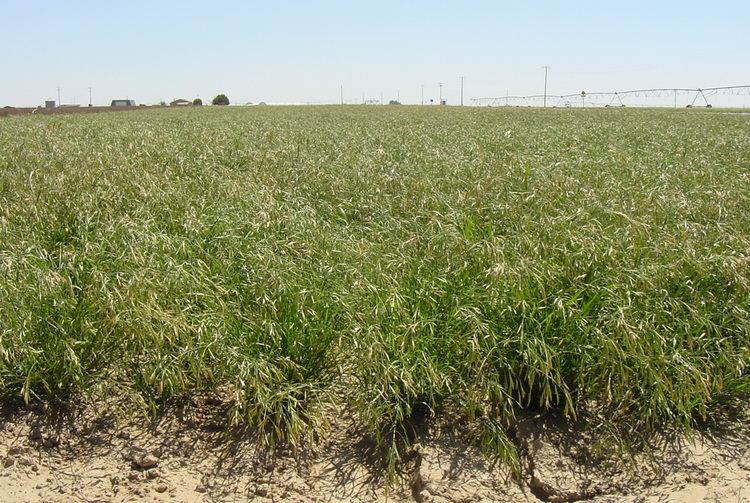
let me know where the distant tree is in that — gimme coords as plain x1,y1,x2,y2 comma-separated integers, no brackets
388,100,401,105
193,98,203,106
212,94,230,106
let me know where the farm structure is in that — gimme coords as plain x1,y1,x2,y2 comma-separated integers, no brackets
111,99,136,107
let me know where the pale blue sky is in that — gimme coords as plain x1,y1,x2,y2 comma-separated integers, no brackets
2,0,749,106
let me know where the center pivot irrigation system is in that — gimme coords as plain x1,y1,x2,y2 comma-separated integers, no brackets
472,85,750,108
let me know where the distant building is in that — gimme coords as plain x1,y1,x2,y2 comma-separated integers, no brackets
170,99,191,106
45,100,56,108
111,99,136,107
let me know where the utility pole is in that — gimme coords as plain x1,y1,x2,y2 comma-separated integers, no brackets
421,85,424,105
397,90,400,103
460,76,464,106
542,66,550,108
438,82,444,105
340,85,344,105
88,87,92,107
57,87,61,106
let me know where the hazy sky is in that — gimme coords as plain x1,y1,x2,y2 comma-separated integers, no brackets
2,0,749,106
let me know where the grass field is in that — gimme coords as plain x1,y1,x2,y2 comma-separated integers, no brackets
0,106,748,470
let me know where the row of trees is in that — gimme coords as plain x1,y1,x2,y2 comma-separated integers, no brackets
186,95,230,106
160,95,229,107
212,94,229,106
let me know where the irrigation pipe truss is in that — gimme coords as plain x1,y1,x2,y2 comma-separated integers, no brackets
471,85,750,108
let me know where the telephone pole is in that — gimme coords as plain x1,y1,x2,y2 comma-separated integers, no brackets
438,82,444,105
460,76,464,106
57,87,61,106
340,85,344,105
542,66,550,108
88,87,92,107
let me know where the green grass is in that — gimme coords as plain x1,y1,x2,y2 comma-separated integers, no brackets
1,106,748,468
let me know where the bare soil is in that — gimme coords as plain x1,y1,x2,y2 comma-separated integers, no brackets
0,105,170,118
0,400,748,502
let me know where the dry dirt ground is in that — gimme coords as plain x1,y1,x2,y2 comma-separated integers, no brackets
0,399,748,503
0,105,169,118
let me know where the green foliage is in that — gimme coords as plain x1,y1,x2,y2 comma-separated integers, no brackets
0,106,748,466
193,98,203,106
212,94,229,106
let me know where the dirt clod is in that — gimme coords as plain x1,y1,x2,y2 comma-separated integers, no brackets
28,426,43,442
7,445,25,456
131,453,159,470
